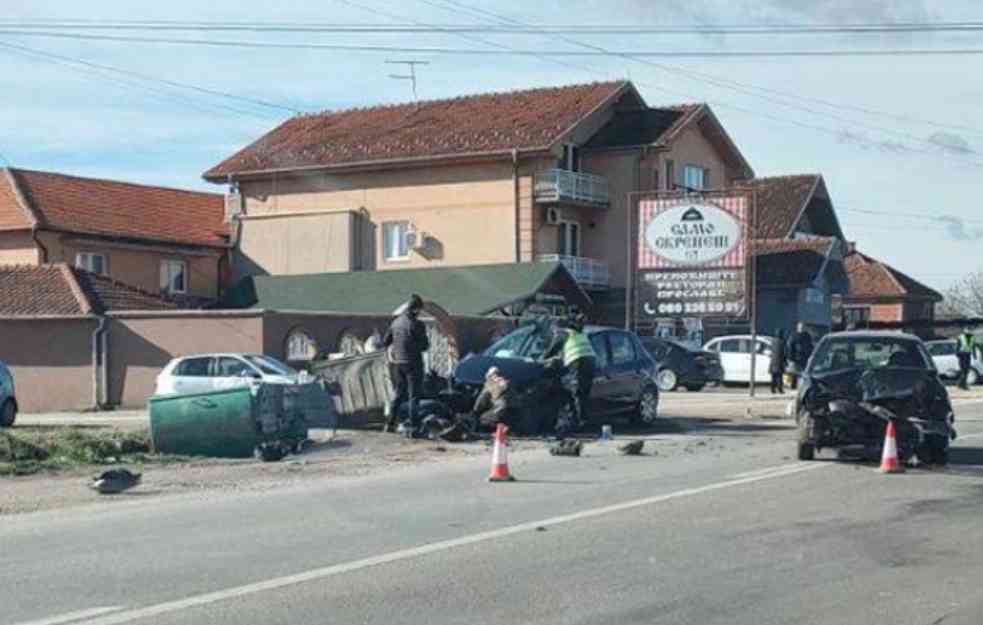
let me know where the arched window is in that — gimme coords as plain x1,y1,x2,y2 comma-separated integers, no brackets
285,327,318,362
337,329,366,357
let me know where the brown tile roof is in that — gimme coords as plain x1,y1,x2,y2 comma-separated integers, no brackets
4,168,228,248
753,237,834,256
0,264,186,317
204,81,631,180
741,174,821,239
844,252,942,302
0,170,32,231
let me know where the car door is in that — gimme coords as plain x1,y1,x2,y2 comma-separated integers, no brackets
753,339,773,384
587,332,614,417
605,331,646,413
213,356,261,391
171,357,213,395
717,338,744,383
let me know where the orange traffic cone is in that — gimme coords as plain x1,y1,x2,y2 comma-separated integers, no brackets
879,420,904,474
488,423,515,482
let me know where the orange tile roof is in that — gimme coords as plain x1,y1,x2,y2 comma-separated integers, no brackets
844,252,942,302
204,81,631,179
5,168,228,248
0,264,192,316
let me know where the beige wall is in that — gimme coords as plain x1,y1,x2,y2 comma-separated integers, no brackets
581,150,642,288
660,126,735,190
238,161,520,274
107,313,264,408
0,230,38,265
40,232,221,298
236,211,357,277
0,318,96,412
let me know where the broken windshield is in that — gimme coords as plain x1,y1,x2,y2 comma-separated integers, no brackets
809,336,932,375
483,323,553,362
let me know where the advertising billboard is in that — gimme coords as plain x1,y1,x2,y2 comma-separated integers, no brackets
634,192,750,324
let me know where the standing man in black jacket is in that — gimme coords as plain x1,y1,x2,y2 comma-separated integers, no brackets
384,294,430,435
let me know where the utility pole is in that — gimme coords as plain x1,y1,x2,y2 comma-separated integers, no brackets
386,60,429,101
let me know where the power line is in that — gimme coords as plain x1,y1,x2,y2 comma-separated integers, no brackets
4,29,983,57
839,206,983,225
0,42,277,120
424,0,983,166
4,20,983,35
0,40,300,115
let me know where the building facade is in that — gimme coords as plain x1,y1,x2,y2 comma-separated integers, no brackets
0,168,228,300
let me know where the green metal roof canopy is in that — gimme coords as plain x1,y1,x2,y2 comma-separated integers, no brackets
224,262,591,316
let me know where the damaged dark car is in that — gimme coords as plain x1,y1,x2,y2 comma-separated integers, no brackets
795,331,954,465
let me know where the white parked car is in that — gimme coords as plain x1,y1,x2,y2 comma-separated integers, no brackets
925,339,983,386
703,335,776,384
155,353,304,396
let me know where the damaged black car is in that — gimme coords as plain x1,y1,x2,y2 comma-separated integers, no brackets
795,331,954,465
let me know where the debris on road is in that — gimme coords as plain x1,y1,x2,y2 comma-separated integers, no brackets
89,468,141,494
617,440,645,456
550,439,583,457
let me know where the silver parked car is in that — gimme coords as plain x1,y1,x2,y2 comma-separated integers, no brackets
0,360,17,427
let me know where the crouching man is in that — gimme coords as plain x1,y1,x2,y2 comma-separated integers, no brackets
471,367,517,430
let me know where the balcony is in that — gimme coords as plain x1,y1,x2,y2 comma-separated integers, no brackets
533,169,610,207
538,254,610,290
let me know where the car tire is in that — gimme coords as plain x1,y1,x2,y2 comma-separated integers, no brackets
684,384,705,392
656,369,678,392
633,387,660,426
969,369,979,386
0,399,15,428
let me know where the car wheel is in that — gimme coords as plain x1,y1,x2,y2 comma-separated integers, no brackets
684,384,705,392
0,399,15,428
656,369,678,392
635,387,660,425
969,369,979,386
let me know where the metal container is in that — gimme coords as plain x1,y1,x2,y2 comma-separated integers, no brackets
311,351,393,427
148,383,322,458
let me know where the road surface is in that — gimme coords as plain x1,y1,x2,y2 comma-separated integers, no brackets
6,400,983,625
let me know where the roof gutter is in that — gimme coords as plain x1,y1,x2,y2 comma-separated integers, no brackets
203,147,554,183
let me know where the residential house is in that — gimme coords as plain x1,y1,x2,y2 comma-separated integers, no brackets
204,81,754,306
838,250,943,327
0,168,228,300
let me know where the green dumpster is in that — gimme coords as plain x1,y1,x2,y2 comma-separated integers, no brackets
149,384,312,458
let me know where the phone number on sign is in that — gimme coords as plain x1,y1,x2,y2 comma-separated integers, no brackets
653,302,742,315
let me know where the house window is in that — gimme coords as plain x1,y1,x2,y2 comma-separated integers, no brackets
75,252,107,275
285,327,318,362
382,221,410,261
561,144,580,172
558,221,580,257
683,165,707,190
664,160,675,190
160,259,187,295
651,168,660,191
843,306,871,326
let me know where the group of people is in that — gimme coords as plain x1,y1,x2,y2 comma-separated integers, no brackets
381,294,596,438
769,322,815,395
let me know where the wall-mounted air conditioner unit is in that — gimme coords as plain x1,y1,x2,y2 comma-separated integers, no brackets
404,227,428,252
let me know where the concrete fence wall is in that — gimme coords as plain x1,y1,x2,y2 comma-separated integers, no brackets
0,317,98,412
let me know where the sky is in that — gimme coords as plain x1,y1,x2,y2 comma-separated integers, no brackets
3,0,983,292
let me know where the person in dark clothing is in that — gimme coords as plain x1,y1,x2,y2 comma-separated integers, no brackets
786,323,814,390
770,329,787,395
383,294,430,435
957,327,976,390
545,313,596,434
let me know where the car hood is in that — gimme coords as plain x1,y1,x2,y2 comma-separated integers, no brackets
453,355,546,387
811,367,942,402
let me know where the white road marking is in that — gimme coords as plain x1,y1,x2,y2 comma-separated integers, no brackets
9,607,124,625
730,463,804,479
68,463,828,625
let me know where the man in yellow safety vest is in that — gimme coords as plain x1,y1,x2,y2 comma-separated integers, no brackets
957,327,976,390
546,313,597,433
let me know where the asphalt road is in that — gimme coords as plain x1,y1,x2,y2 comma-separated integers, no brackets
7,402,983,625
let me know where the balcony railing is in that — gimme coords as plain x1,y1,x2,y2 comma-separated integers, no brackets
538,254,610,290
533,169,610,206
